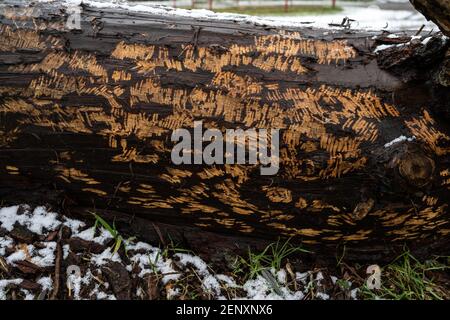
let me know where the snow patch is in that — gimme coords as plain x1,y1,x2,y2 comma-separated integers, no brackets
27,207,61,235
0,205,60,235
6,248,27,265
316,292,330,300
351,288,360,300
91,247,122,266
31,242,57,267
216,274,238,288
73,226,112,245
175,253,209,274
37,276,53,292
127,244,180,284
63,244,70,259
374,43,396,52
0,206,21,231
89,284,116,300
63,217,85,234
241,274,304,300
166,287,180,299
37,0,435,32
384,135,415,148
276,269,287,284
0,205,359,300
67,269,93,300
296,271,310,284
175,253,222,295
0,236,13,256
0,279,23,300
6,242,57,267
21,289,35,300
422,36,432,45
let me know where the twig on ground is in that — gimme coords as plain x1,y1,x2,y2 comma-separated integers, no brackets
152,222,166,247
50,228,63,300
415,24,425,36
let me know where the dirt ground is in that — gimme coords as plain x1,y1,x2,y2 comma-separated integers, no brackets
1,204,449,300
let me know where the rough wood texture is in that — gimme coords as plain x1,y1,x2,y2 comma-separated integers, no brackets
1,1,450,260
410,0,450,36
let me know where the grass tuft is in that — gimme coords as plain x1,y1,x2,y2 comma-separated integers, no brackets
233,238,310,280
360,249,449,300
91,212,135,255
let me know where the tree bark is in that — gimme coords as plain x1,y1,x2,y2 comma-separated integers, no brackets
0,1,449,261
410,0,450,36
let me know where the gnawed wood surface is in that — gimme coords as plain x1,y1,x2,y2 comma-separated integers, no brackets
0,1,450,261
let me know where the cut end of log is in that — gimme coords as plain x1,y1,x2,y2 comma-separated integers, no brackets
386,142,436,189
398,151,435,188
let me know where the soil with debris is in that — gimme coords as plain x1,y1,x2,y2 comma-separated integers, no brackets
0,204,447,300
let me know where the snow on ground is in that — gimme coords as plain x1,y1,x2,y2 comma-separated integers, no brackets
0,279,23,300
74,226,112,245
266,5,436,31
0,205,359,300
0,205,60,233
33,0,436,32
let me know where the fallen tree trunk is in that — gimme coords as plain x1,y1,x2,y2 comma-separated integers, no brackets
410,0,450,36
1,1,450,261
